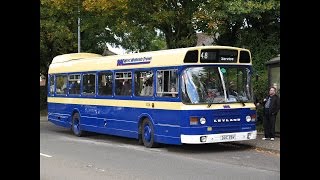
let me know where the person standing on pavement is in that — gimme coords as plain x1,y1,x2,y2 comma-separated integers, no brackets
258,87,280,141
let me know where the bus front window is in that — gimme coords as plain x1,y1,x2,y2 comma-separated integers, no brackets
181,66,253,104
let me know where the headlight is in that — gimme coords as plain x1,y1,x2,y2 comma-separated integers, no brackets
246,115,251,122
200,117,206,125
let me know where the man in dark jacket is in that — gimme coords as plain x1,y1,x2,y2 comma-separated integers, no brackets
260,87,280,141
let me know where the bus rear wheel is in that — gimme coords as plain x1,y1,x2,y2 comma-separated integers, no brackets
141,118,157,148
72,113,84,137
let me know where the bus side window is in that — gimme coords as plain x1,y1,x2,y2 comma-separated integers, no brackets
156,69,178,97
135,70,153,96
115,72,132,96
56,74,68,95
98,72,113,96
68,74,81,95
49,75,55,96
121,80,131,95
82,73,96,95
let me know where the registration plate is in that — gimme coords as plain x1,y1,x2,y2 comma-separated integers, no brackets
221,134,236,140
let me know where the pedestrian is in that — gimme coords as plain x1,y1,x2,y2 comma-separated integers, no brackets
258,87,280,141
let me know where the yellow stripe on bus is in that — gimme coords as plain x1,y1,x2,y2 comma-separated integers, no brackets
48,97,256,110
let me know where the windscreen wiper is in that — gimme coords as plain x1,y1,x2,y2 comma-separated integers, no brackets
234,92,246,107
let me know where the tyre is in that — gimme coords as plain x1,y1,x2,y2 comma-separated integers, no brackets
141,118,157,148
72,113,84,137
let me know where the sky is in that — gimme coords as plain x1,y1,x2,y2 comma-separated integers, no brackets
106,43,127,55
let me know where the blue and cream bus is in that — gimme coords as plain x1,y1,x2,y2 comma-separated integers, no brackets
47,46,257,147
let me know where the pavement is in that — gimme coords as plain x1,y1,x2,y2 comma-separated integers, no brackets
230,133,280,153
40,116,279,153
40,116,47,122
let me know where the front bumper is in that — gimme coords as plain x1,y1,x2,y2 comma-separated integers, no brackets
181,130,257,144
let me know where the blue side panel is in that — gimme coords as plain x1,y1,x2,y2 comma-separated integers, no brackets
48,102,256,145
154,124,181,144
48,102,184,144
76,104,141,138
48,118,70,128
82,125,137,139
48,103,71,128
151,109,182,144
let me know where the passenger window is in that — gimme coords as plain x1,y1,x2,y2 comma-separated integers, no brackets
115,72,132,96
156,69,178,97
55,75,68,95
49,75,55,96
135,70,153,96
98,72,113,96
68,74,81,95
82,74,96,95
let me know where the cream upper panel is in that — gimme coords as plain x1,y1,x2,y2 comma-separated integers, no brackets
48,46,250,74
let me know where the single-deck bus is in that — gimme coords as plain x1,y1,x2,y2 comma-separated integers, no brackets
47,46,257,147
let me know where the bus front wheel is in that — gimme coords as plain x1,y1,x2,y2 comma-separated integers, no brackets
72,113,84,137
141,118,157,148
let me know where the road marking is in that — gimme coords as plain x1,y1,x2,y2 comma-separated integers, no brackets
40,153,52,158
117,144,150,152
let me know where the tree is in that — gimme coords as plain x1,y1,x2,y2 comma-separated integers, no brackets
40,0,78,77
84,0,208,49
44,0,167,53
197,0,280,70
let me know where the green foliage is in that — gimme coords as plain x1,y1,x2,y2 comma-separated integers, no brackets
125,0,202,49
149,34,167,51
253,71,268,123
40,0,78,76
40,86,47,110
79,11,116,54
110,25,165,52
256,122,264,133
253,71,268,102
84,0,207,49
41,0,122,72
236,30,279,72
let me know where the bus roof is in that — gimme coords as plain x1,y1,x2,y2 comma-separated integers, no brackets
51,53,103,64
49,46,251,74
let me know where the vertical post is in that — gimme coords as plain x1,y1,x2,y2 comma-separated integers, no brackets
78,0,81,53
